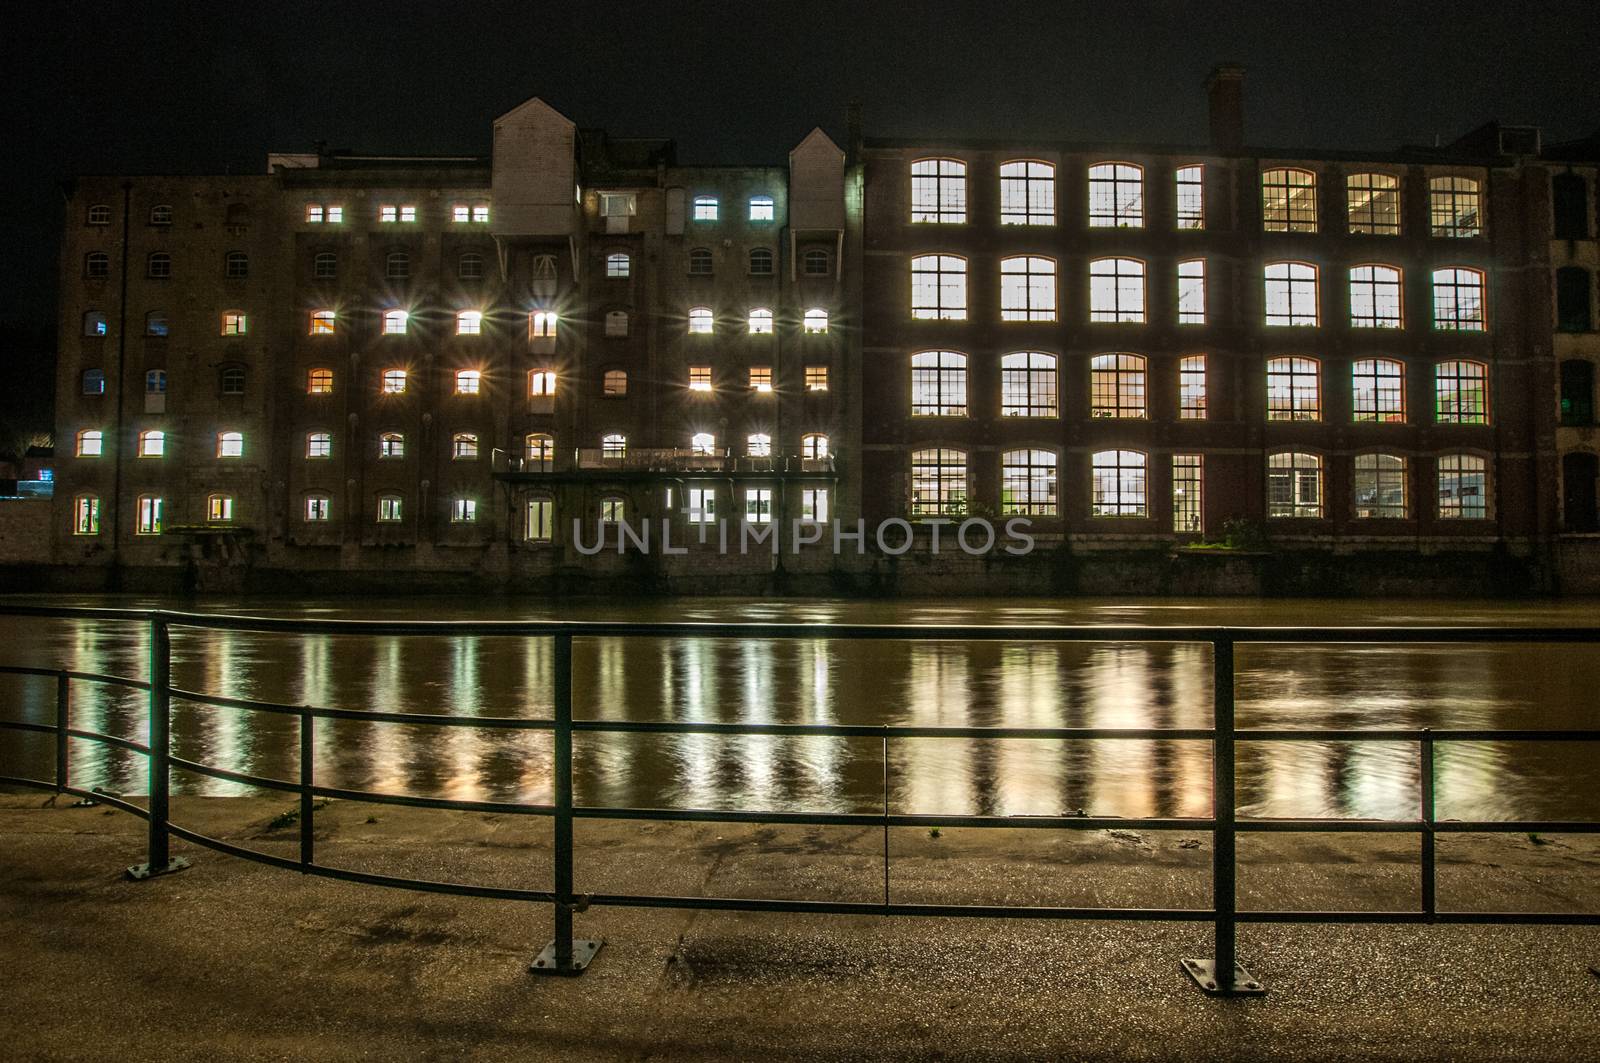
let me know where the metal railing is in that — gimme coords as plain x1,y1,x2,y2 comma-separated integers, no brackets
1,605,1598,993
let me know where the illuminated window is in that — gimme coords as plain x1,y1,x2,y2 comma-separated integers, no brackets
382,369,407,394
803,308,829,333
455,369,481,395
525,433,555,469
1177,260,1206,324
452,204,487,223
1090,353,1147,418
148,253,172,279
748,307,774,334
379,432,405,459
1000,351,1057,417
688,366,712,392
1000,256,1057,321
910,158,967,223
606,253,630,278
910,350,967,416
75,429,103,457
223,251,247,279
310,310,335,335
82,369,105,395
693,196,719,221
601,434,627,460
1430,177,1482,237
138,430,164,457
450,498,477,523
1268,451,1323,517
377,495,403,522
600,193,636,218
1175,165,1205,229
1001,449,1057,515
1173,455,1204,533
386,252,409,280
749,366,773,392
603,369,627,397
83,311,107,336
145,311,168,336
1438,454,1488,518
306,432,331,458
910,448,967,515
220,365,246,395
999,160,1055,225
1264,262,1319,326
525,498,553,541
1088,163,1144,228
743,487,773,523
530,311,557,339
216,431,243,458
305,496,329,521
749,247,774,275
379,205,416,223
326,206,343,224
313,252,337,279
85,252,109,278
802,433,829,460
147,369,166,395
689,248,714,275
306,204,324,223
74,495,100,535
802,488,829,523
472,205,488,223
1089,258,1146,323
747,434,772,457
690,432,716,455
1352,359,1406,423
605,310,629,337
600,497,626,524
1348,173,1401,235
1266,356,1321,421
1091,450,1147,517
1179,355,1207,419
910,255,967,320
803,249,830,276
1262,168,1318,232
805,365,829,391
1354,453,1409,518
207,495,233,522
749,195,775,221
1350,265,1403,328
1432,268,1486,331
456,310,482,335
87,204,111,225
452,433,478,460
529,369,556,397
136,495,163,535
458,253,484,280
308,368,333,394
383,310,408,335
1435,360,1489,424
688,306,714,334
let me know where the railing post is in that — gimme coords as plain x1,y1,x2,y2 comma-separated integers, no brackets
55,672,69,794
1420,729,1436,921
127,617,189,880
531,631,601,975
1184,636,1262,995
300,708,315,869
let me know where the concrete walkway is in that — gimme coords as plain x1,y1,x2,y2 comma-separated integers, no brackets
2,794,1599,1061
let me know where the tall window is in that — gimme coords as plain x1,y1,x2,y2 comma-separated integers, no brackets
744,488,773,523
377,496,403,522
1000,352,1058,417
1354,453,1409,518
688,306,714,334
207,495,234,522
378,432,405,458
603,369,628,397
802,488,829,523
1088,163,1144,227
749,248,775,275
1264,262,1319,326
1000,256,1057,321
749,195,775,221
1179,355,1207,419
1001,449,1057,515
1175,165,1205,229
1091,450,1148,517
1352,359,1406,423
1557,266,1594,332
147,369,166,395
910,255,967,319
1172,455,1204,533
456,369,481,395
748,307,774,334
1430,176,1482,237
692,195,719,221
1349,265,1403,328
74,495,100,535
526,498,553,541
1266,356,1321,421
383,310,408,335
529,369,557,397
1438,454,1488,519
456,310,482,335
1262,168,1318,232
1432,268,1486,331
216,431,244,458
138,430,164,457
452,433,479,460
910,351,967,416
525,433,555,470
686,487,716,524
310,310,336,335
306,432,332,458
1347,173,1401,235
1267,451,1323,517
910,159,967,223
803,308,829,333
1090,353,1147,418
1177,260,1206,324
606,252,630,278
76,429,104,457
599,497,625,525
1089,258,1146,323
382,369,407,394
530,311,557,339
999,160,1055,225
136,495,163,535
909,448,967,515
305,496,330,522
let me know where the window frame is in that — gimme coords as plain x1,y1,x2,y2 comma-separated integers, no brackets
909,158,968,224
1087,162,1145,228
1090,449,1149,517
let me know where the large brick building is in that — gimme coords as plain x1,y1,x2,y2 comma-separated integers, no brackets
44,72,1600,593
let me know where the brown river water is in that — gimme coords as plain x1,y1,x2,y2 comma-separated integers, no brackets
0,596,1597,822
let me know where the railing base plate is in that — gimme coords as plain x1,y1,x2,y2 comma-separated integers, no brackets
529,939,602,976
1182,958,1265,996
125,857,191,881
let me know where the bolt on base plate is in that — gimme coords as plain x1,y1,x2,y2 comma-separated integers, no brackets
529,939,603,976
1182,958,1265,995
125,857,191,881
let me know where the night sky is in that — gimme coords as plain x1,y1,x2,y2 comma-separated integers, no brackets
4,0,1599,338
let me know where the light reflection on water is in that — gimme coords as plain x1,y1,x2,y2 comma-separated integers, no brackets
1,596,1597,822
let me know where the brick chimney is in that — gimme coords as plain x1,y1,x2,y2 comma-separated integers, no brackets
1206,63,1245,151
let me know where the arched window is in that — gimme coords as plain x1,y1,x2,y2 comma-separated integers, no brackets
457,253,484,280
216,431,243,458
1432,267,1486,331
145,311,168,337
377,495,403,523
1351,359,1406,423
525,433,555,470
747,433,772,457
1262,168,1318,232
909,448,967,515
1002,449,1058,515
87,204,111,225
1437,454,1489,519
803,249,830,275
82,311,107,337
306,432,332,458
310,309,336,335
690,432,717,455
1089,353,1147,418
1263,262,1319,326
910,158,967,223
383,309,408,335
73,495,100,535
224,251,248,279
1000,352,1058,417
452,432,479,460
1091,450,1147,517
1176,165,1205,229
1000,256,1057,321
1089,257,1145,322
1180,355,1208,419
81,369,106,395
749,247,774,275
1429,177,1482,237
147,252,172,279
1354,453,1409,518
308,368,333,394
530,311,557,339
1178,260,1206,323
84,252,109,278
146,369,167,395
803,308,829,333
1350,265,1403,328
999,160,1055,225
692,195,719,221
910,254,967,319
688,306,714,334
605,310,629,337
603,369,628,397
378,432,405,459
749,195,775,221
1435,360,1489,424
605,252,630,278
1088,163,1144,228
1557,266,1594,332
1266,356,1321,421
601,433,627,460
455,369,481,395
801,433,829,460
148,204,173,226
1347,173,1401,235
688,247,714,275
382,369,407,394
220,365,246,395
75,430,103,457
529,369,556,397
138,430,165,457
1267,451,1323,517
313,251,337,279
456,310,483,335
748,307,774,334
910,350,968,416
385,251,410,279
